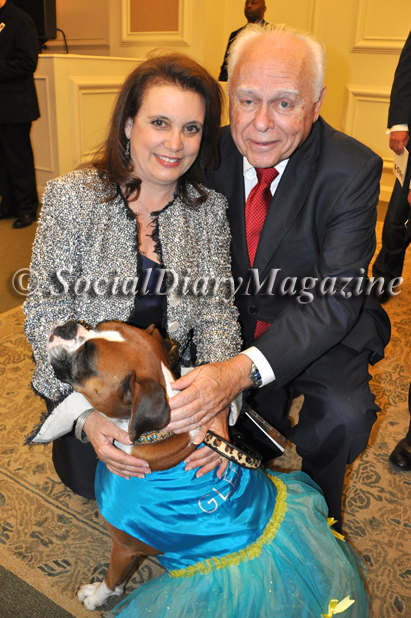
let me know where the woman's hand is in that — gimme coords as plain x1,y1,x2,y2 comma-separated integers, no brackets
184,408,230,479
83,411,151,479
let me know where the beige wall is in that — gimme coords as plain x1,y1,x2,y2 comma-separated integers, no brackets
38,0,411,200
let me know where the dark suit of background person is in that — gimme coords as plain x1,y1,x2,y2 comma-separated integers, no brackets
0,0,40,229
373,31,411,301
206,120,391,526
219,0,268,82
373,34,411,471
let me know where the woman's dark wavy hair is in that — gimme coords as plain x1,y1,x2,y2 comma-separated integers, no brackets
93,52,224,206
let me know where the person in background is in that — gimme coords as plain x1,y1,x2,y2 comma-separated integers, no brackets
0,0,39,229
373,31,411,303
390,384,411,470
218,0,267,82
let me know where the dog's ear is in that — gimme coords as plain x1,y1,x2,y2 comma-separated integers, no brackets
145,324,173,353
48,348,76,385
128,373,170,441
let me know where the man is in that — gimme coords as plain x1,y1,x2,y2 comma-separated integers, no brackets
168,25,391,529
372,32,411,470
373,31,411,304
0,0,39,228
218,0,267,82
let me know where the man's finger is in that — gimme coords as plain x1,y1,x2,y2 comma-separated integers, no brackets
170,369,200,392
170,414,216,434
191,423,210,445
195,458,223,477
185,444,220,467
166,405,213,431
216,458,229,479
168,386,199,410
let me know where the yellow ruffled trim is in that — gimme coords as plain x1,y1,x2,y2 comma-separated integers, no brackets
327,518,346,542
169,474,287,579
323,596,355,617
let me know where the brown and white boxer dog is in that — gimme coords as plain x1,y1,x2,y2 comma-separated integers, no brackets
47,320,200,609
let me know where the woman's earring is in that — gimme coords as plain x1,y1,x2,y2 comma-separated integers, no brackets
125,138,130,157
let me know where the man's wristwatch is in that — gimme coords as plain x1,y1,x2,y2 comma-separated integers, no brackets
248,362,263,389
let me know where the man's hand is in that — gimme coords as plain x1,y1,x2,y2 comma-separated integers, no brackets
83,411,151,479
389,130,409,155
408,188,411,207
185,408,230,479
167,355,253,440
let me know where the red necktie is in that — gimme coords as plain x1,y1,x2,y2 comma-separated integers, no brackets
245,167,279,340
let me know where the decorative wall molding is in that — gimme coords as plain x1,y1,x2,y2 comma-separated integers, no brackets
344,84,391,135
32,77,55,173
69,77,126,166
352,0,408,53
120,0,192,47
344,85,395,201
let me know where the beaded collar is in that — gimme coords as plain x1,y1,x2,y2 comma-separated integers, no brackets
133,429,174,445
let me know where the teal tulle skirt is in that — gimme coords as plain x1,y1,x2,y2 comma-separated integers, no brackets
105,470,370,618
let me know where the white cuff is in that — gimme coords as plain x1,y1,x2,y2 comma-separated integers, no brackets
32,391,93,443
387,124,409,134
240,347,275,387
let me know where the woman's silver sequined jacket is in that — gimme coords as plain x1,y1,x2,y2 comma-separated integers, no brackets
23,168,241,440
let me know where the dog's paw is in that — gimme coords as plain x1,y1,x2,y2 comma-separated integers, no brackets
77,580,124,610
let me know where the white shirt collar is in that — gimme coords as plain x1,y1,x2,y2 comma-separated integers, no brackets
243,157,289,179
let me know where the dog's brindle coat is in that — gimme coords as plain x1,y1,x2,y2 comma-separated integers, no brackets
47,320,199,609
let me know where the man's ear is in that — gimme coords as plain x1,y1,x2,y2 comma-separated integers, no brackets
313,86,326,122
128,374,170,441
124,117,133,139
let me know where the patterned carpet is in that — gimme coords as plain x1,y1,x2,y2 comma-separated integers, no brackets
0,221,410,617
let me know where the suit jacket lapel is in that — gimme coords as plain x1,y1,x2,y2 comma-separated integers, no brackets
210,130,250,275
254,120,322,275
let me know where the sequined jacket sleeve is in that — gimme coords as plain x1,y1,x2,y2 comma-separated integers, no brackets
23,168,139,404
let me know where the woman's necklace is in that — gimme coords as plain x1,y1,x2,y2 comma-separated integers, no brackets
137,198,154,220
134,199,155,257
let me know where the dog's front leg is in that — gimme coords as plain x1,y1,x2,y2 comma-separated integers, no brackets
77,523,161,610
77,580,125,611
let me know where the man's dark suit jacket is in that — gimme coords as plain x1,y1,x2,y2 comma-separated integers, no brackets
388,31,411,128
0,0,40,124
206,120,390,388
218,20,268,82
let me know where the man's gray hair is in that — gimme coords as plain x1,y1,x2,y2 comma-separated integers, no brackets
227,24,326,102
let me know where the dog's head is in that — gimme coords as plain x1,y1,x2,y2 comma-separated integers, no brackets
47,321,173,441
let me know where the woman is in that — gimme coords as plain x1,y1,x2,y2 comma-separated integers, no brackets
24,53,241,497
24,54,370,618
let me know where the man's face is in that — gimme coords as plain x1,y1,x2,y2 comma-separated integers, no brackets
229,37,325,168
244,0,266,23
